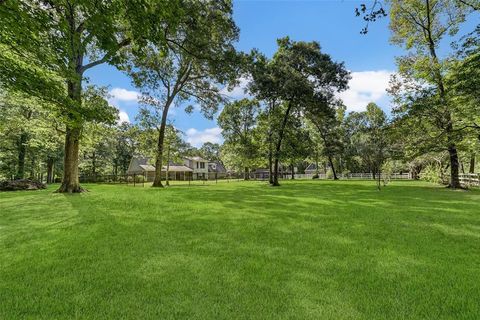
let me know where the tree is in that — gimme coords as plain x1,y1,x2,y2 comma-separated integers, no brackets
387,0,473,188
0,0,181,192
347,103,390,189
218,99,261,179
127,0,240,187
250,38,349,186
279,116,312,180
164,125,184,186
112,123,139,178
0,90,63,182
306,104,345,180
199,143,222,163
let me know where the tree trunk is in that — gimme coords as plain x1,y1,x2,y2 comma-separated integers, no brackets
328,156,338,180
290,164,295,179
29,154,35,179
268,135,274,184
377,168,381,191
152,102,172,188
16,131,28,179
57,126,83,192
469,154,475,173
272,102,293,187
447,144,461,188
166,145,170,186
92,151,96,182
244,167,250,180
46,157,54,184
57,71,84,193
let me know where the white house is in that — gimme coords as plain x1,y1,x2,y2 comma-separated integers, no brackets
127,156,210,181
183,156,209,180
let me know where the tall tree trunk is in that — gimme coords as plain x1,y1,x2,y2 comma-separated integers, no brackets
152,102,172,188
268,134,274,184
469,154,475,174
16,131,28,179
29,154,35,179
46,157,54,184
166,145,170,186
57,126,82,192
92,151,96,181
328,156,338,180
422,1,461,188
447,143,461,188
57,72,84,193
290,164,295,179
272,102,293,187
244,167,250,180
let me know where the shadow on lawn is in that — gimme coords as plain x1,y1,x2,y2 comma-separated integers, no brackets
2,181,480,318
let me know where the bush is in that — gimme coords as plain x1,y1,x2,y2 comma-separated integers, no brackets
326,169,334,179
420,164,447,185
312,174,319,179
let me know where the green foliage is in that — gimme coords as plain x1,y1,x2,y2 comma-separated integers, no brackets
218,99,262,173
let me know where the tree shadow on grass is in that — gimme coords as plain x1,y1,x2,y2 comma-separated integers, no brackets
2,181,480,319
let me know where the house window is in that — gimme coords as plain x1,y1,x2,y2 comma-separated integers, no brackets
200,162,205,169
196,162,199,169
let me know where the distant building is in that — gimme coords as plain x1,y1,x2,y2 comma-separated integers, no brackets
304,163,319,175
127,156,210,181
208,161,227,178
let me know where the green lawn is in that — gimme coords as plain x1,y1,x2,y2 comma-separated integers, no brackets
1,180,480,319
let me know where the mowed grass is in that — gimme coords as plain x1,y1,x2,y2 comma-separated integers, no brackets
1,180,480,319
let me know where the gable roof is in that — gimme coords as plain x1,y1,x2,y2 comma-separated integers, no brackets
208,161,226,173
139,164,156,172
305,163,318,171
128,156,154,174
185,156,208,162
163,165,193,172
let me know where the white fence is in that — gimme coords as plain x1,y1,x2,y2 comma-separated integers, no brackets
289,173,411,180
459,173,480,187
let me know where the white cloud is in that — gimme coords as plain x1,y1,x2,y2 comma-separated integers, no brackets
117,110,130,124
338,70,393,112
185,127,222,147
108,88,139,104
220,77,251,100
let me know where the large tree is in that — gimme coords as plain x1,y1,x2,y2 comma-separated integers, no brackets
386,0,475,188
250,38,349,186
0,0,180,192
346,103,390,188
218,98,261,179
127,0,240,187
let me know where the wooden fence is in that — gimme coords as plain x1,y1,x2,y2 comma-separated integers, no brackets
289,173,411,180
459,173,480,187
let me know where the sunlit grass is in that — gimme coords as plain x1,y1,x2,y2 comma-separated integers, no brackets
1,180,479,319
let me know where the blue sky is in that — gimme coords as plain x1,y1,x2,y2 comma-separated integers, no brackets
85,0,476,147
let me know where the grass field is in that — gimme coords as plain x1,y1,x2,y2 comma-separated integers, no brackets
1,180,480,319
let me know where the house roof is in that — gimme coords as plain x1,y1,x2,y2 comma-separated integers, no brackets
163,165,193,172
208,161,226,173
185,156,208,162
138,164,156,172
128,156,153,174
305,163,318,171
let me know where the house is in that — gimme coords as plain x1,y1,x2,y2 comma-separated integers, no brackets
253,165,293,180
127,156,194,181
127,156,156,181
183,156,209,180
208,161,227,179
304,163,319,175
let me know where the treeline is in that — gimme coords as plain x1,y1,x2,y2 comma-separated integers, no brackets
1,0,479,191
219,1,480,188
